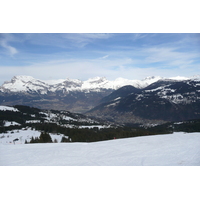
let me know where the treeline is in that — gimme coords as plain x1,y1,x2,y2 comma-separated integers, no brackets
29,122,172,142
171,119,200,132
1,120,200,143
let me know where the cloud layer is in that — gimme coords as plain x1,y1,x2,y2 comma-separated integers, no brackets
0,33,199,84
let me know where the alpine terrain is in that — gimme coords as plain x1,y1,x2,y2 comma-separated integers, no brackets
87,76,200,125
0,75,162,113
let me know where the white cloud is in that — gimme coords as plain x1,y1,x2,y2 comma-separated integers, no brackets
1,41,18,56
61,33,113,48
78,33,112,39
141,47,199,68
132,33,148,41
100,55,109,59
0,34,18,56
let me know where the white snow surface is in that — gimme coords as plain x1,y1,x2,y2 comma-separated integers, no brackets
1,132,200,166
169,76,190,80
4,121,21,127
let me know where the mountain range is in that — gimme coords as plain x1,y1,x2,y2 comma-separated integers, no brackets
0,75,164,112
0,75,200,125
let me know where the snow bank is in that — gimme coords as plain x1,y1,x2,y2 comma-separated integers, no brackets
0,106,19,112
78,125,109,129
4,121,21,127
1,132,200,166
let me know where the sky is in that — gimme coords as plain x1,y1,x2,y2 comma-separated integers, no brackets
0,33,200,85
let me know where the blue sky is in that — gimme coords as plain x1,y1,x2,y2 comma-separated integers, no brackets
0,33,200,84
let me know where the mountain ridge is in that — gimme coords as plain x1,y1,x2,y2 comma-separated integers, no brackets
0,75,200,113
1,75,199,93
0,75,163,93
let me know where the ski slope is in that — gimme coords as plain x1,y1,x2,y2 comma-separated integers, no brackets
0,132,200,166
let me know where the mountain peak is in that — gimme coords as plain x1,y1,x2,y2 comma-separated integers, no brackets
190,74,200,80
142,76,162,81
86,77,107,83
1,75,48,92
12,75,35,82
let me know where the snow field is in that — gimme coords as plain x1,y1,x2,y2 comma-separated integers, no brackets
1,132,200,166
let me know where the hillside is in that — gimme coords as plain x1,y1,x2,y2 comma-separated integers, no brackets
87,77,200,124
0,105,118,143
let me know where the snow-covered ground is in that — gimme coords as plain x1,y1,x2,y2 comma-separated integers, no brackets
1,132,200,166
0,128,67,144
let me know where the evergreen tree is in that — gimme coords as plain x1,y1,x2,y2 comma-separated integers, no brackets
61,136,69,142
39,132,52,143
53,138,58,143
30,136,35,143
29,136,40,143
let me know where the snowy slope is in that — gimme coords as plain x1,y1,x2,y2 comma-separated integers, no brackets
1,132,200,166
0,128,68,144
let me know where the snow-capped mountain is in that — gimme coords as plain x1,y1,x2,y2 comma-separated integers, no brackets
0,75,163,93
0,75,163,112
2,75,199,93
